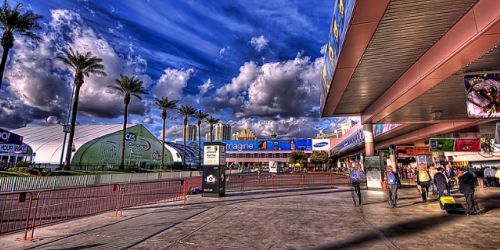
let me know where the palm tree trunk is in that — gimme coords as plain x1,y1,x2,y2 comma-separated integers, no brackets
210,125,214,142
119,101,129,169
64,84,81,170
183,118,187,168
161,116,166,170
0,46,10,89
198,121,201,168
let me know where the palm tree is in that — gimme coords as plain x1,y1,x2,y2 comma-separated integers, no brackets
154,96,178,171
57,48,106,169
194,110,208,168
206,116,220,142
108,75,147,169
0,0,42,89
178,105,196,168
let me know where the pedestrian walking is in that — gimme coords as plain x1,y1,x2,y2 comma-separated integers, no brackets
458,168,479,215
385,166,401,208
417,164,432,202
434,167,448,209
429,164,438,196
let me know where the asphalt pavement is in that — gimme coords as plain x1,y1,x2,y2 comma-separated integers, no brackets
0,186,499,250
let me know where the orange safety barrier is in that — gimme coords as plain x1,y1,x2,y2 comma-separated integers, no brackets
0,179,184,241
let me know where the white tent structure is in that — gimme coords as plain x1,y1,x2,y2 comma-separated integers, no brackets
12,124,135,166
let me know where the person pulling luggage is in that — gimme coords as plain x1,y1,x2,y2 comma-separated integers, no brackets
458,168,479,215
434,167,449,209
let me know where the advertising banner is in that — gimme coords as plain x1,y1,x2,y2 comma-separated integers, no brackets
464,73,500,118
322,0,357,96
364,155,382,189
373,124,401,137
222,139,312,152
0,143,29,155
454,138,480,152
429,138,455,152
0,128,23,145
312,139,331,151
414,147,432,155
396,146,414,158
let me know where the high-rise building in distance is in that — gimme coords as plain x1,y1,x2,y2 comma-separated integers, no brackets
214,123,231,141
183,124,197,141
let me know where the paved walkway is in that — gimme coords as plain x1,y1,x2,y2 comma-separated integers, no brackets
0,186,499,250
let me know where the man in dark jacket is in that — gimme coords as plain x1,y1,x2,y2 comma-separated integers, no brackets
434,167,448,196
458,168,479,215
434,167,448,209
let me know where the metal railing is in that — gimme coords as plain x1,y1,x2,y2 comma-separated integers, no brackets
0,170,241,193
0,172,347,241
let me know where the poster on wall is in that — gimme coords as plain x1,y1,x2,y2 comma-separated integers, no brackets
429,138,455,151
454,138,480,152
396,146,414,158
364,155,382,189
464,73,500,118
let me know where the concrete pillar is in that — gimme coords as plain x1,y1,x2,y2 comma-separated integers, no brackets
389,145,397,172
363,124,375,156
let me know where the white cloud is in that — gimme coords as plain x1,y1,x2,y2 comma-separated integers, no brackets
143,117,153,124
153,68,194,99
219,46,230,57
228,117,319,138
198,78,213,95
5,9,149,121
249,35,269,52
214,54,322,119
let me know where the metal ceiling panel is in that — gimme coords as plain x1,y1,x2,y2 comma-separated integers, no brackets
380,46,500,123
335,0,477,114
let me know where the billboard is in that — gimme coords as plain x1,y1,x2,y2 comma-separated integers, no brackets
312,139,331,151
221,139,312,152
429,138,481,152
464,73,500,118
0,128,23,145
322,0,357,96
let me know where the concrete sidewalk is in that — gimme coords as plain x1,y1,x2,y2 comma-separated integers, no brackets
0,186,499,250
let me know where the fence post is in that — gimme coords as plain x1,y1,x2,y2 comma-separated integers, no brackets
21,193,34,241
109,175,113,185
272,175,276,190
11,177,17,192
182,179,187,208
114,186,125,217
128,173,132,183
52,177,56,190
28,193,41,241
301,174,305,189
330,173,334,188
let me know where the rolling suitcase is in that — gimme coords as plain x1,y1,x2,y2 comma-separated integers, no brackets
440,195,464,214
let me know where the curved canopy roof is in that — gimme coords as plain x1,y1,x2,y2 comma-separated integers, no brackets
11,124,135,164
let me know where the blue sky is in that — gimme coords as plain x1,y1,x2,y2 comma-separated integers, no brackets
0,0,340,140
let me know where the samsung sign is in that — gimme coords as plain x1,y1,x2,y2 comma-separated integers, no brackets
312,139,331,151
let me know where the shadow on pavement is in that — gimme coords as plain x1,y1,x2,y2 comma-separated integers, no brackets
51,243,103,250
315,214,459,250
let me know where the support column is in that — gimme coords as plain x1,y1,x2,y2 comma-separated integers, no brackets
389,145,397,172
363,124,375,156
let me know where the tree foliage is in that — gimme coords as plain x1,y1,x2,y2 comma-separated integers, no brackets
289,151,308,167
310,151,329,165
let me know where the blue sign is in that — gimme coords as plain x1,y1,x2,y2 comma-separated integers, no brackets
0,128,23,145
208,139,313,152
322,0,357,96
